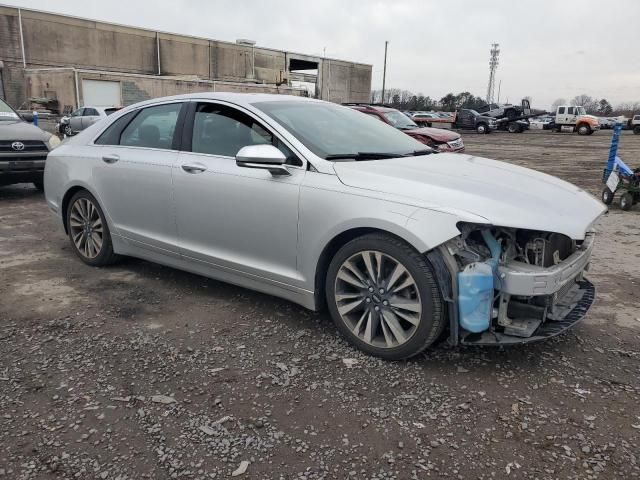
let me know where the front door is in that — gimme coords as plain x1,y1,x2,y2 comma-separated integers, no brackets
173,101,304,287
69,108,85,132
92,101,185,254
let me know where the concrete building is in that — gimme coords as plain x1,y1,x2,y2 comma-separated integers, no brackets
0,5,372,112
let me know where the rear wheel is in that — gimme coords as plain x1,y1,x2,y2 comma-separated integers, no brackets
507,123,520,133
620,192,633,211
634,126,640,135
66,190,119,266
601,187,614,205
326,233,445,360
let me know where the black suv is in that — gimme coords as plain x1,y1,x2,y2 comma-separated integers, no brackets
0,98,59,190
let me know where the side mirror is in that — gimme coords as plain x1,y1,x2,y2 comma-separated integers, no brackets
20,112,34,123
236,144,290,176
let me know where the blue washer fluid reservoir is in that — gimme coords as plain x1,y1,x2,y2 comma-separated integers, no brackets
457,262,493,333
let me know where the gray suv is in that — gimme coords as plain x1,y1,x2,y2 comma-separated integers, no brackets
0,98,60,190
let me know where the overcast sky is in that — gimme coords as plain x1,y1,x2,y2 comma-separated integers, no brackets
4,0,640,108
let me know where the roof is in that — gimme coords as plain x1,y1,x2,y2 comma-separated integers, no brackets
116,92,323,112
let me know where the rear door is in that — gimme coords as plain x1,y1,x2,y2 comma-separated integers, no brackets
93,101,186,254
81,107,101,129
69,108,85,132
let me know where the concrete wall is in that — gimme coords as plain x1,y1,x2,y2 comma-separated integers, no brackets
0,5,371,108
24,69,304,112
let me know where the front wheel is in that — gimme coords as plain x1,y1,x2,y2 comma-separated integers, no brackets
577,124,591,135
633,126,640,135
66,190,119,266
476,123,488,134
64,124,73,136
601,187,614,205
326,233,445,360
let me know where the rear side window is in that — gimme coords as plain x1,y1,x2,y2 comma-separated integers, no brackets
567,107,575,115
84,108,99,116
120,103,183,149
94,111,138,145
104,108,119,116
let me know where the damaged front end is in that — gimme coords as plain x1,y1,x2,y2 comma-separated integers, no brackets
438,223,596,345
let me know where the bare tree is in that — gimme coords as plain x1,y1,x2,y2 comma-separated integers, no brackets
551,98,567,109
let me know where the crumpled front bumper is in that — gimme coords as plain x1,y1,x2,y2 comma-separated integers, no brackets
460,279,595,345
497,232,595,296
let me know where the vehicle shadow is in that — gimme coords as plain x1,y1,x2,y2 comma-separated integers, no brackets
0,183,44,200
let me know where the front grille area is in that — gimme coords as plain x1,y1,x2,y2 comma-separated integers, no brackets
0,140,48,153
448,139,464,149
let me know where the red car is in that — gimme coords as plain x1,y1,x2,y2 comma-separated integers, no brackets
346,104,465,153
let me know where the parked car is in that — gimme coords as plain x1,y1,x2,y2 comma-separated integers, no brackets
632,115,640,134
410,112,451,127
348,104,464,152
529,116,554,130
477,103,522,119
0,97,61,190
44,93,605,359
58,106,120,136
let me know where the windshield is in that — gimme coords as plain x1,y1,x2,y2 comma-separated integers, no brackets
382,111,418,129
253,101,428,160
0,98,20,121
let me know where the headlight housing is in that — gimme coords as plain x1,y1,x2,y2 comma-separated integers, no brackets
46,134,61,150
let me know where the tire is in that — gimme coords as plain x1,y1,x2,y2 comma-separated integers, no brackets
66,190,119,266
508,123,519,133
620,192,633,211
633,126,640,135
601,187,614,205
33,180,44,192
64,124,73,136
577,124,591,135
476,123,488,134
325,233,445,360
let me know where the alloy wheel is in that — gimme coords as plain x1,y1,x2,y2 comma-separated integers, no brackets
69,197,104,259
334,250,422,348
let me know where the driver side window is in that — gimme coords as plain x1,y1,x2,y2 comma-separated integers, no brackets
191,103,302,166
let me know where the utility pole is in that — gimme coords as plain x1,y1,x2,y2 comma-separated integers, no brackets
381,41,388,104
486,43,500,104
497,79,502,104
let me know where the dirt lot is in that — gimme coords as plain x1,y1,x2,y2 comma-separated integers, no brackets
1,130,639,479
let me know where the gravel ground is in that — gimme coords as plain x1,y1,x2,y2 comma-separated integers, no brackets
1,130,639,479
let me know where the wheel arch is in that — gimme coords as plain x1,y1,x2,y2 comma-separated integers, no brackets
60,183,106,234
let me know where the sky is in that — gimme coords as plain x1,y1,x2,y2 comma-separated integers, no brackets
3,0,640,109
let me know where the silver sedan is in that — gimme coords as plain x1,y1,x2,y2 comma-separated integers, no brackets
44,93,606,359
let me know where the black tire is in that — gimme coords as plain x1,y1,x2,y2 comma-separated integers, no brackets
64,124,73,136
633,126,640,135
577,124,591,136
601,187,614,205
33,180,44,192
476,123,488,134
507,123,519,133
325,233,445,360
66,190,119,266
620,192,633,211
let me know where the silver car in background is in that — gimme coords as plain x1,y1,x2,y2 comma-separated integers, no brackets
44,93,605,359
58,106,121,136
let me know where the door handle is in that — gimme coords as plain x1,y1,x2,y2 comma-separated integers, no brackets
181,163,207,174
102,154,120,164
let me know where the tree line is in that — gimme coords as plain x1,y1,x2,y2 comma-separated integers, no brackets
371,88,637,117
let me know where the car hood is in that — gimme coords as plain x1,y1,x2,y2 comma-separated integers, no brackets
404,127,459,142
333,153,606,240
0,119,50,141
